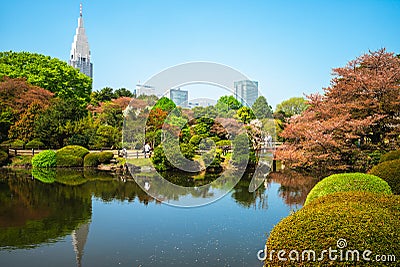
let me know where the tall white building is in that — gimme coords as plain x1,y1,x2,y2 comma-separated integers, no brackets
234,80,258,107
69,4,93,78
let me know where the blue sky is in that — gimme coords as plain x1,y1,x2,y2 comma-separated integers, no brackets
1,0,399,108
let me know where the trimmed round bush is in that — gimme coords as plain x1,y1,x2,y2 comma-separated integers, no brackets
56,155,83,167
304,173,392,205
83,152,114,167
266,192,400,266
25,139,45,149
32,150,56,168
0,150,9,166
369,159,400,195
98,151,114,164
84,153,100,167
379,150,400,163
56,145,89,159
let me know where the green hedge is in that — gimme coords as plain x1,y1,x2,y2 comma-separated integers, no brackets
25,139,45,149
56,155,83,167
379,150,400,163
369,159,400,195
32,150,56,168
304,173,392,205
56,145,89,159
84,153,100,167
265,192,400,266
83,152,113,167
98,151,114,164
0,150,9,166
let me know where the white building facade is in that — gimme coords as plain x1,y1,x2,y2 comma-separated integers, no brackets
69,4,93,78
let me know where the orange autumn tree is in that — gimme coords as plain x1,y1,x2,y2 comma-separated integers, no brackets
276,49,400,173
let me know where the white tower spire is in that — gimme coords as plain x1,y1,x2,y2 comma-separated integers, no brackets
69,3,93,79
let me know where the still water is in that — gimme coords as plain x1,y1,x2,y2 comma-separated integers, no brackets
0,169,316,267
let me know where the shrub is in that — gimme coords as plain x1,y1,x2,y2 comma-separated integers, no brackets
32,150,56,168
304,173,392,205
0,150,9,166
189,135,203,147
98,151,114,164
10,139,25,149
369,159,400,195
216,140,231,147
379,150,400,163
265,192,400,267
56,155,83,167
56,145,89,159
25,139,45,149
83,152,114,167
83,153,100,167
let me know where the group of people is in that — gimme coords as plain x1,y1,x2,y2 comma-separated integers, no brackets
119,143,153,158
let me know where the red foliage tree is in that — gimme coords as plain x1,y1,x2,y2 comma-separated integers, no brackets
0,77,53,117
276,49,400,173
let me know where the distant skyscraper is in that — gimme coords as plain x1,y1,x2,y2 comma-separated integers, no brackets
234,80,258,107
135,84,156,96
170,88,188,108
69,3,93,78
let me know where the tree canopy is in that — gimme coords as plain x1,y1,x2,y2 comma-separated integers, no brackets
275,97,308,118
0,51,92,103
251,96,272,119
276,49,400,173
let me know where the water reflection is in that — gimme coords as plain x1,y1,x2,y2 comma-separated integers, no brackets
267,171,318,208
0,169,91,250
0,168,316,266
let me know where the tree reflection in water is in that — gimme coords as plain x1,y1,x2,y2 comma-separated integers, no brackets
266,171,318,207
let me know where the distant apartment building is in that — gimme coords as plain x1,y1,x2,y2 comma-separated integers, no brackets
170,88,188,108
135,84,156,96
234,80,259,107
188,98,216,109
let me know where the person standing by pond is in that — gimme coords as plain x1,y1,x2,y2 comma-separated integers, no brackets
144,143,152,158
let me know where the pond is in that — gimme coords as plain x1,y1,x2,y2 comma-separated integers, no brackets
0,169,317,267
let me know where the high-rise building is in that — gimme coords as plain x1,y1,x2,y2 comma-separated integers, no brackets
135,84,156,96
170,88,188,108
234,80,258,107
69,4,93,78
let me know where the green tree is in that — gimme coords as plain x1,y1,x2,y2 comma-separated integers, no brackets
252,96,272,119
34,98,88,147
215,95,242,117
232,133,256,166
93,125,121,149
0,107,14,142
275,97,308,118
114,88,133,98
236,106,255,124
0,51,92,103
153,97,177,113
93,87,114,103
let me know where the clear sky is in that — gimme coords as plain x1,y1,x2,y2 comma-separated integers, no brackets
1,0,399,108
